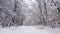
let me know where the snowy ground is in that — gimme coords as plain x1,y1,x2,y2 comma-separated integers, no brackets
0,26,60,34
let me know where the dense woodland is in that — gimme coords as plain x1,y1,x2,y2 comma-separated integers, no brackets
0,0,60,28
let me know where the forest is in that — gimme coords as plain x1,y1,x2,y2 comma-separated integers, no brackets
0,0,60,28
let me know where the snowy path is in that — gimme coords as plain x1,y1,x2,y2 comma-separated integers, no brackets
0,26,60,34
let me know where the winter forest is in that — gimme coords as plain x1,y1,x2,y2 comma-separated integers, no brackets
0,0,60,28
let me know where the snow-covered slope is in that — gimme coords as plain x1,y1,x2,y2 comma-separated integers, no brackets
0,26,60,34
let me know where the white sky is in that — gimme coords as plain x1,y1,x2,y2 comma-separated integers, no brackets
23,0,38,9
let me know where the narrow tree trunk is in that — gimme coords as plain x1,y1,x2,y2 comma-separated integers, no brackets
37,0,43,25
